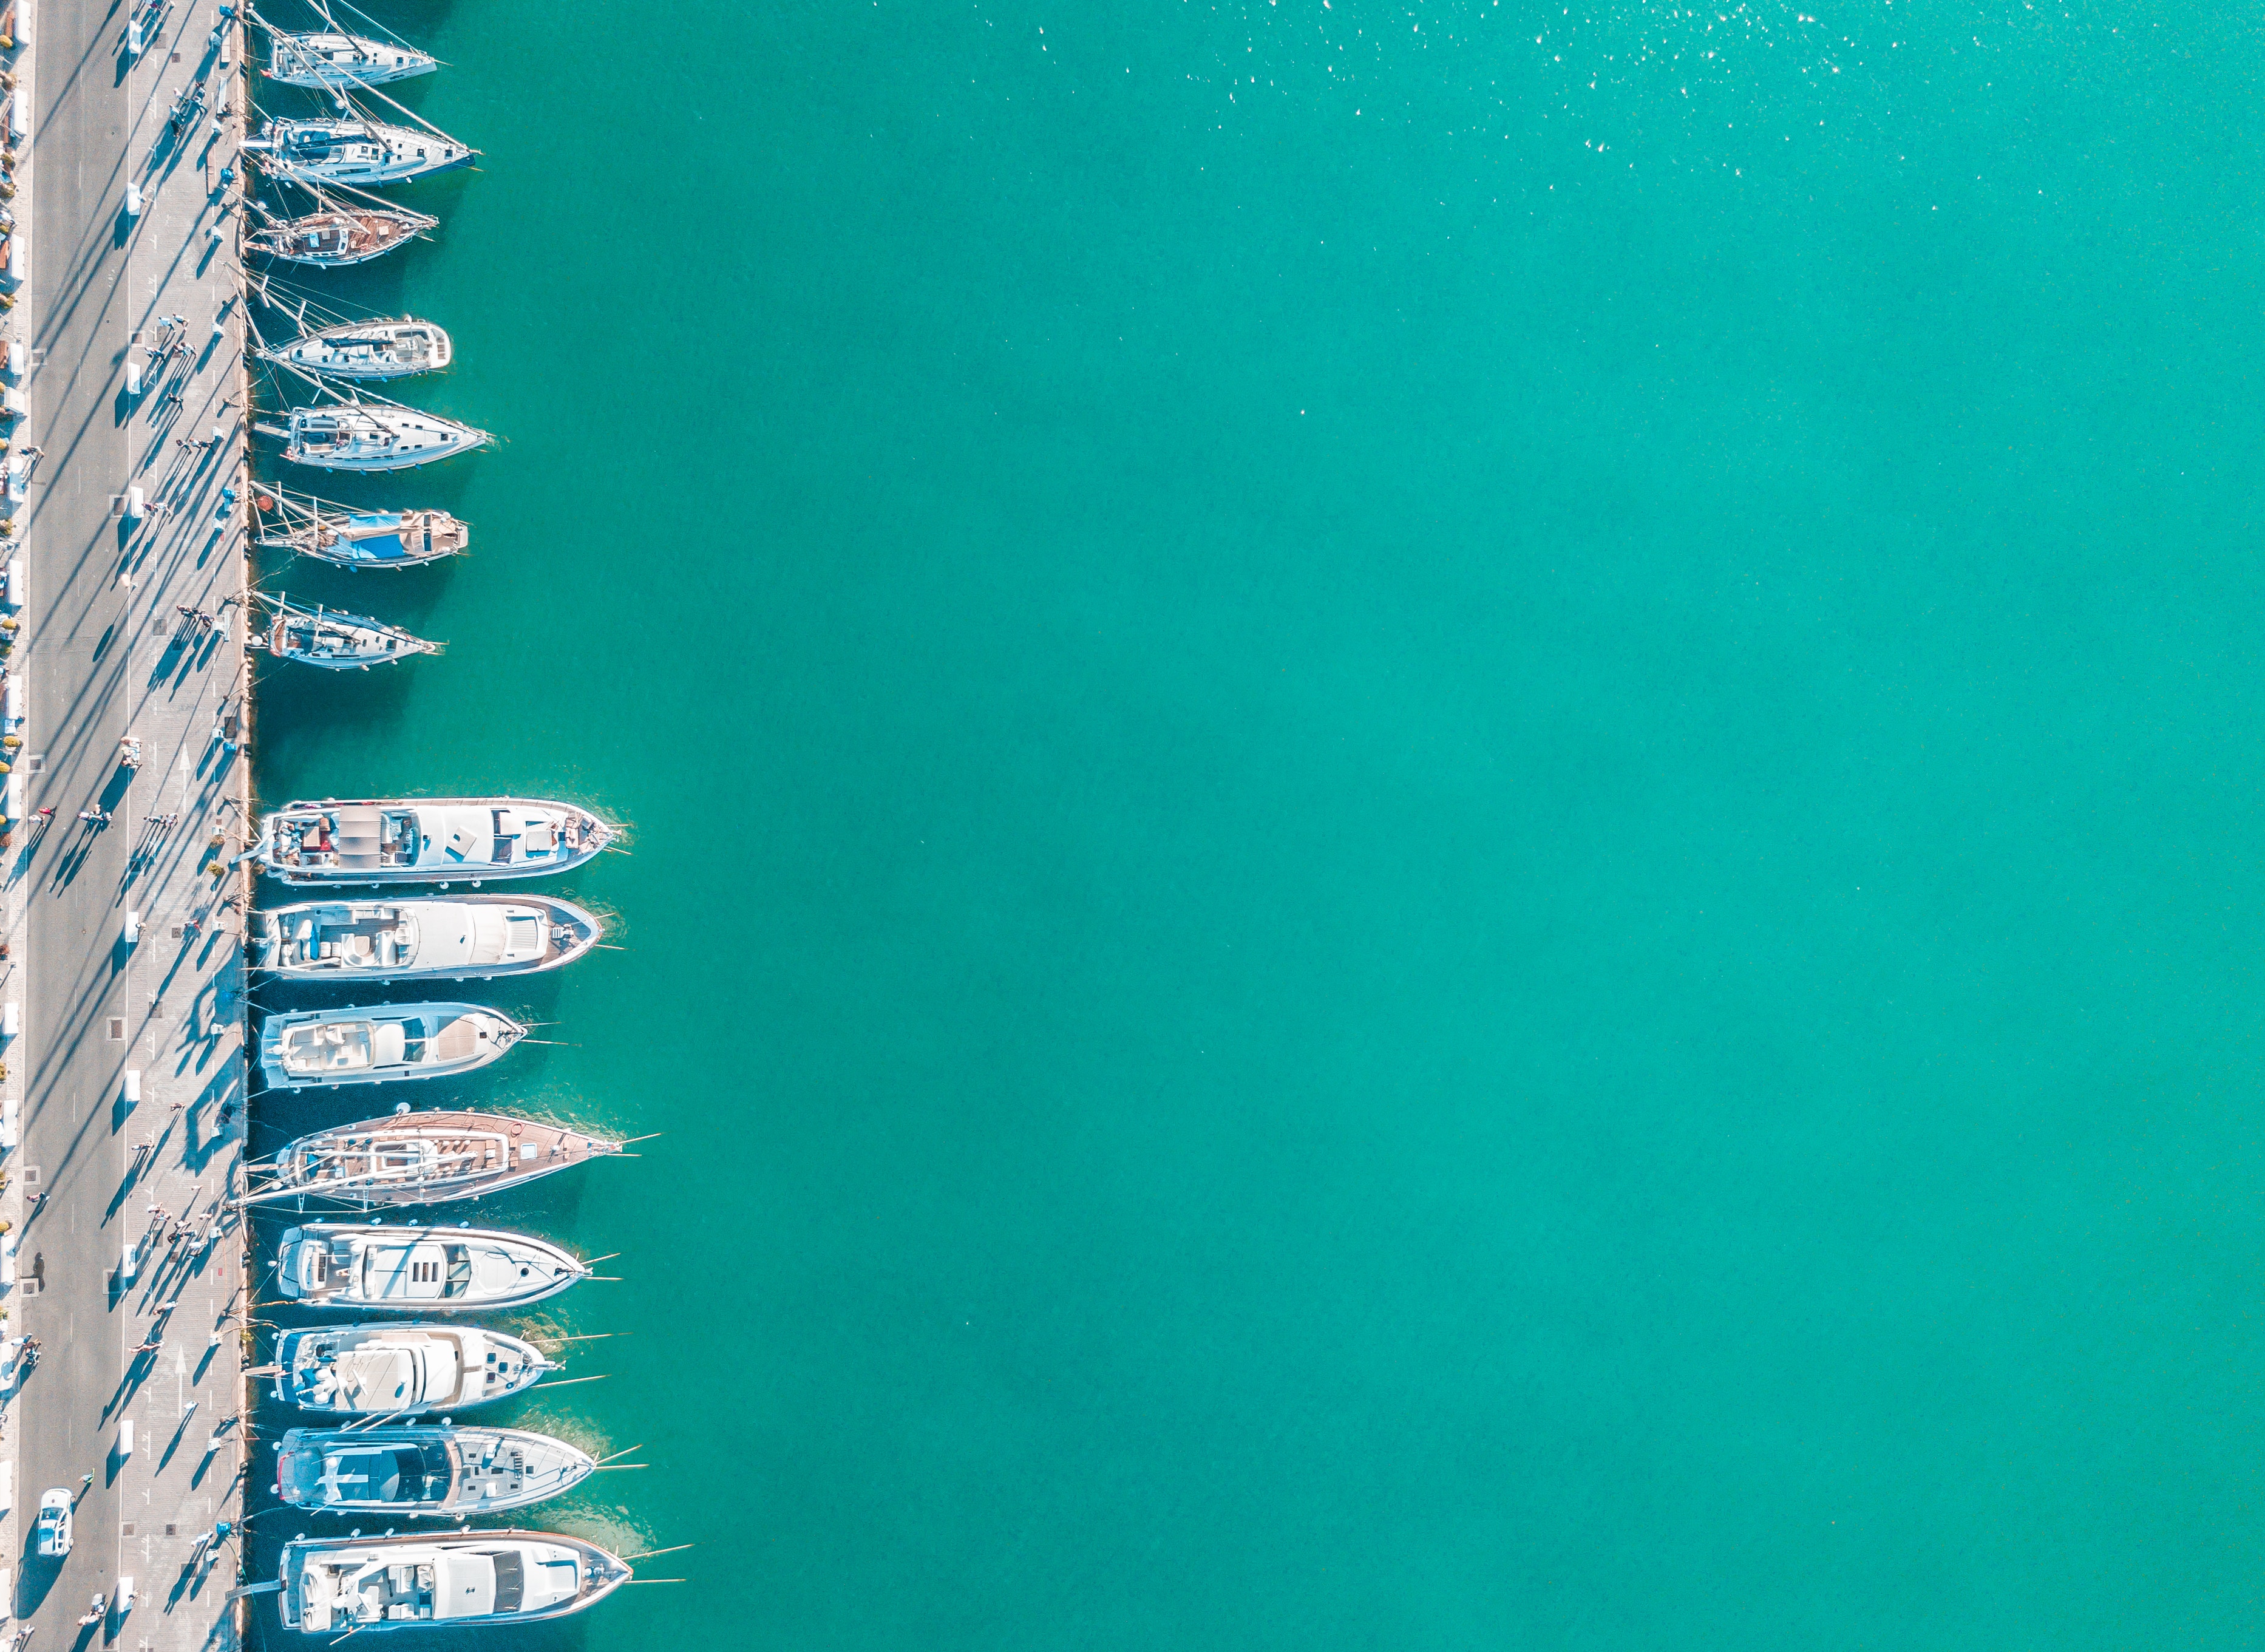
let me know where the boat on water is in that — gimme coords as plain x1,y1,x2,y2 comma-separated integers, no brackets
276,1223,591,1311
247,1110,620,1208
246,206,435,268
260,1003,525,1090
245,117,475,188
256,495,468,569
260,318,452,381
259,596,437,670
254,798,619,886
275,1424,594,1517
267,31,438,89
266,405,489,472
255,895,603,980
274,1530,630,1633
274,1322,557,1415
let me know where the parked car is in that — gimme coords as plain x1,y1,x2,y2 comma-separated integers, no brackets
34,1487,70,1556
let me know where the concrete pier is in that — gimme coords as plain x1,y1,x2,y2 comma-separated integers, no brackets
5,0,248,1645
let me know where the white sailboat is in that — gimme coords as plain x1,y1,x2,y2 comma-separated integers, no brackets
266,31,438,89
260,317,452,380
245,117,475,187
265,404,489,472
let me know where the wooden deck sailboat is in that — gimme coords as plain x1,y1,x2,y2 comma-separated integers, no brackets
246,204,435,267
257,593,438,668
254,488,469,569
245,1109,622,1208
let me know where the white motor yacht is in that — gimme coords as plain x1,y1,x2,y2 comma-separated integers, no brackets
255,896,602,980
274,1323,557,1415
259,1003,525,1090
276,1223,590,1312
276,1424,594,1516
274,1531,629,1633
254,797,618,886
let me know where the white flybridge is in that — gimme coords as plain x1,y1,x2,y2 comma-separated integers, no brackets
254,895,603,979
260,317,452,379
273,1323,558,1415
265,31,438,88
275,1223,591,1312
244,116,475,187
275,1531,630,1633
257,594,438,668
268,403,489,471
253,797,619,885
259,1002,526,1090
276,1424,596,1517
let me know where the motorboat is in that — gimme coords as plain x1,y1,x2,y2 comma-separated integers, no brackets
246,207,435,268
276,1223,590,1311
245,117,475,188
260,318,452,381
267,405,489,472
274,1322,557,1415
254,798,619,886
267,32,438,89
260,596,437,669
254,896,603,980
275,1424,593,1516
246,1110,621,1208
259,1002,525,1090
275,1531,629,1633
255,495,469,569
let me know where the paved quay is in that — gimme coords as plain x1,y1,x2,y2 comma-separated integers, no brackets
6,0,250,1648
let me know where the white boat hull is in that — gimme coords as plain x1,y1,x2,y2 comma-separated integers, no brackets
274,1323,555,1415
259,1002,525,1090
266,32,438,89
255,797,617,886
275,1223,589,1313
255,896,603,979
276,407,487,472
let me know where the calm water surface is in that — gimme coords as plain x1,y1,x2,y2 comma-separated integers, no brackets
250,1,2265,1645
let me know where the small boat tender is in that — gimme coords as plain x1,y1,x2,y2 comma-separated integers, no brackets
266,31,438,89
275,1531,629,1633
260,318,452,381
254,798,617,886
248,1110,620,1208
259,1002,525,1090
276,1424,593,1516
276,1223,589,1312
274,1322,557,1415
245,117,475,188
255,896,602,979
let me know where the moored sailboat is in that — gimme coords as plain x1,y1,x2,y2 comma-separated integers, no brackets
265,30,438,89
260,317,452,380
262,404,489,472
246,205,435,268
258,594,438,668
247,1110,621,1207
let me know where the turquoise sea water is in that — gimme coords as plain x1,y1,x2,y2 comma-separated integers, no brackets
249,1,2265,1645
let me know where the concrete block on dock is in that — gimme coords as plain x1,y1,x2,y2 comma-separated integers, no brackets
122,1068,139,1103
5,770,22,819
8,88,24,141
7,553,22,604
4,1000,19,1038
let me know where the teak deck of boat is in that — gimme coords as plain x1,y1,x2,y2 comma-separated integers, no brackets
277,1109,618,1206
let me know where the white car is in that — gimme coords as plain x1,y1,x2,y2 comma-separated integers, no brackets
33,1487,70,1556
